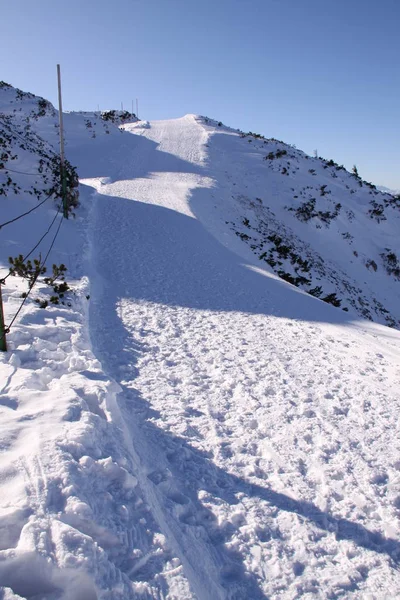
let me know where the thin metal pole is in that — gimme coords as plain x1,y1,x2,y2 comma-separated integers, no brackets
57,64,68,219
0,283,7,351
136,98,139,119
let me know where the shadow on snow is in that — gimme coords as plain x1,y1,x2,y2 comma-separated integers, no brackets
90,192,355,326
88,297,400,598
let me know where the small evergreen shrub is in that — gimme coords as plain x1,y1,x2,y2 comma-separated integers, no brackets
48,156,80,215
381,250,400,279
365,259,378,272
8,255,46,288
290,199,341,224
101,110,136,123
308,286,323,298
8,257,72,307
264,149,287,160
368,201,386,222
322,292,342,307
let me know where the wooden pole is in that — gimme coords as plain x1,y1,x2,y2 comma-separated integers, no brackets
0,283,7,351
57,64,68,219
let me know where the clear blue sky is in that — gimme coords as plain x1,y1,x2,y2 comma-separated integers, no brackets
2,0,399,189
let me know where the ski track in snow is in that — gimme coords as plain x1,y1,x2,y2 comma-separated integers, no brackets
0,97,400,599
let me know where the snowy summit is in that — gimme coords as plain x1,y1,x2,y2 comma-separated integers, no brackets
0,82,400,599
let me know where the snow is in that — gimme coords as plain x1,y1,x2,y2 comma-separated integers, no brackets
1,85,400,599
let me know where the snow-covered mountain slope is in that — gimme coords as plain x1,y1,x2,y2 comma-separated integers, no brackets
1,85,400,599
193,118,400,329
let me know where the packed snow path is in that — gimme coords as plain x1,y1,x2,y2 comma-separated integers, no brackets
82,116,400,598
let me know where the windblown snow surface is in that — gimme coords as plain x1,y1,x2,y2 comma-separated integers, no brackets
1,85,400,599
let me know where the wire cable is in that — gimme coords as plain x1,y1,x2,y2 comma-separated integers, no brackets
1,166,50,178
0,192,53,230
0,212,64,340
0,117,56,161
1,203,62,284
40,212,63,269
2,285,33,337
